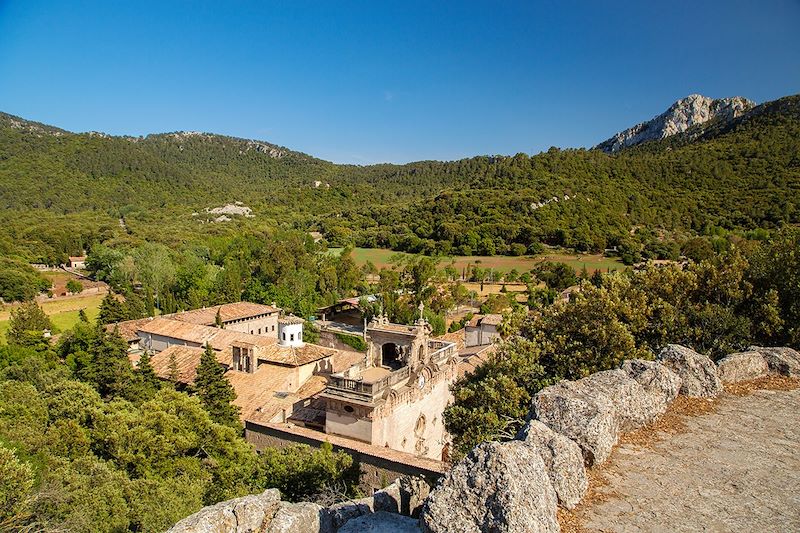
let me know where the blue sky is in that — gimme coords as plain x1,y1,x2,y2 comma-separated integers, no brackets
1,1,798,164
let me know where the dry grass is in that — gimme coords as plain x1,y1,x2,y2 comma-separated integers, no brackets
558,376,800,532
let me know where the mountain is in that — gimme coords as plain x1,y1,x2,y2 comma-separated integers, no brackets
0,94,798,263
596,94,756,153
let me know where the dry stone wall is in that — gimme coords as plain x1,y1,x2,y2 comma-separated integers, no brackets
419,345,799,532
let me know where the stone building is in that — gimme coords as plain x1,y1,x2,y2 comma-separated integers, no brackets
465,314,502,347
319,314,458,461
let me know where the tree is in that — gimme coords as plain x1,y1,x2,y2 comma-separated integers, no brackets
89,327,137,399
136,351,160,394
194,344,239,427
7,301,52,347
97,293,128,325
0,444,34,528
66,279,84,294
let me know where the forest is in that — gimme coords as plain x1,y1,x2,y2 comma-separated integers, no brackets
0,95,798,270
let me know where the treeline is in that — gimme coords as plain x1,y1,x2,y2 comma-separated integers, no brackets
444,229,800,456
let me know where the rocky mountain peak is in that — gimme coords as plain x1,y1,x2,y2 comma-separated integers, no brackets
596,94,756,153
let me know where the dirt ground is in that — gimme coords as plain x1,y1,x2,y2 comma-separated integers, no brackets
563,378,800,533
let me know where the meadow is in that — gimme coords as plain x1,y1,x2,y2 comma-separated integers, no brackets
327,247,624,275
0,292,105,342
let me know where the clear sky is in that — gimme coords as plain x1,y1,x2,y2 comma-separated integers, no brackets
1,1,798,164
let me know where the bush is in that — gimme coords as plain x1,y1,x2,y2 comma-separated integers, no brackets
335,333,367,352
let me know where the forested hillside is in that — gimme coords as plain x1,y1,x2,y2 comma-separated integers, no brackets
0,95,798,265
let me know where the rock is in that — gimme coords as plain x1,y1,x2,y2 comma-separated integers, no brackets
532,369,657,465
716,351,769,383
373,481,401,514
518,419,588,509
338,511,421,533
326,496,375,530
419,441,559,533
621,359,682,414
596,94,755,153
266,502,324,533
167,489,281,533
533,378,618,466
657,344,722,398
749,346,800,377
398,476,431,518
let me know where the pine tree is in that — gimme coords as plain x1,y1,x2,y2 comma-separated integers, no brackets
91,327,136,398
78,308,89,322
7,301,52,347
215,308,223,328
194,343,239,427
137,350,160,391
97,293,127,325
168,352,179,383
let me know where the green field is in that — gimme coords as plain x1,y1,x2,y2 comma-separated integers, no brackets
326,247,624,274
0,292,105,343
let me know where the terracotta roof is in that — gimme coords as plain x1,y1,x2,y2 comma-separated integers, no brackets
435,329,466,352
169,302,279,326
108,318,152,342
69,256,86,262
457,344,497,378
258,342,336,366
467,314,503,328
226,368,329,423
278,315,305,325
150,345,207,384
137,318,276,356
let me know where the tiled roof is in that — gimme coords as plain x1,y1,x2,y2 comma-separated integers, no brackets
457,344,497,378
258,342,336,367
169,302,279,326
137,318,276,356
467,314,503,328
108,317,152,342
149,345,207,384
278,315,305,325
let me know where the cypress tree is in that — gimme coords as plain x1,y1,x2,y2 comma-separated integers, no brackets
137,350,160,391
194,343,239,426
91,326,136,398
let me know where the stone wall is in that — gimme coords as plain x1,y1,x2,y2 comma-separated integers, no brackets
419,344,800,532
168,476,431,533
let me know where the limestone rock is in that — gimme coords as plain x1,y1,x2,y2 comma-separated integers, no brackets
326,496,375,530
596,94,755,153
167,489,281,533
657,344,722,398
338,511,421,533
518,419,588,509
398,476,431,518
716,351,769,383
621,358,681,414
532,369,658,465
373,481,401,514
266,502,325,533
419,441,559,533
533,378,618,466
749,346,800,377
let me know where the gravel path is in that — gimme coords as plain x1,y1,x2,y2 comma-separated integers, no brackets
580,388,800,532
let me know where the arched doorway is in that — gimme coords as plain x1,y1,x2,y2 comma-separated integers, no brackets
381,343,403,370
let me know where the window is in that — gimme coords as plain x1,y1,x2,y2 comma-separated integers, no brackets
282,332,286,341
258,328,262,334
290,333,295,342
272,325,275,331
344,405,354,413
